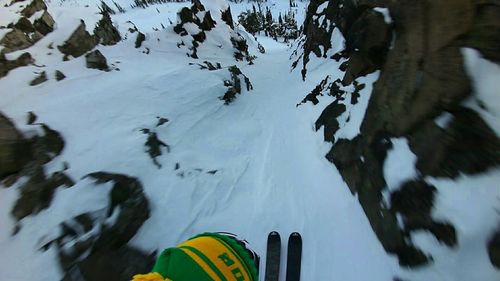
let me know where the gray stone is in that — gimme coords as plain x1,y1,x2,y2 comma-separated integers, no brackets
29,71,47,86
55,70,66,81
85,50,108,71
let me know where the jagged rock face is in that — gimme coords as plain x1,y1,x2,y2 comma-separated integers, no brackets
0,0,55,54
221,6,234,28
342,9,390,85
94,12,121,46
20,0,47,18
0,29,36,53
173,0,254,62
85,50,109,70
462,2,500,63
58,21,98,58
0,52,32,78
300,0,500,267
409,108,500,178
14,17,34,33
297,0,391,80
0,113,31,178
173,0,216,58
33,11,55,35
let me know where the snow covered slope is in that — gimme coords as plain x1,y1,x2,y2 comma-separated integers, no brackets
0,0,499,281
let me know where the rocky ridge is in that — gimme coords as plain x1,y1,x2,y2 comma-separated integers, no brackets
295,0,500,268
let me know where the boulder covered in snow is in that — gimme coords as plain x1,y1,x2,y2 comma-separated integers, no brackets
58,20,98,59
94,11,121,46
20,0,47,18
173,0,256,61
0,28,36,53
33,10,55,35
0,52,33,78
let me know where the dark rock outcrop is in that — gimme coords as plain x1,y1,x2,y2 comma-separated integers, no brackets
58,21,98,59
342,9,391,85
135,32,145,48
94,11,121,45
173,0,254,62
85,50,108,71
0,113,31,178
222,65,253,104
409,108,500,178
300,0,500,267
14,17,34,33
0,29,35,53
21,0,47,18
11,167,74,220
173,0,216,58
221,6,234,28
0,52,33,78
33,11,55,36
0,1,55,54
5,114,71,221
461,1,500,63
44,172,154,281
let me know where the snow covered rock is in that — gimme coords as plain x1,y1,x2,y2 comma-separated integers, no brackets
0,52,32,78
55,172,153,281
299,0,500,268
173,0,256,61
58,20,98,59
0,28,36,53
20,0,47,18
94,11,121,46
33,10,55,35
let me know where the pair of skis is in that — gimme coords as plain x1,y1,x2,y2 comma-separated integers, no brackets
264,231,302,281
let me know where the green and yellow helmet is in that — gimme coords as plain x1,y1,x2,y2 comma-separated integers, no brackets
132,232,259,281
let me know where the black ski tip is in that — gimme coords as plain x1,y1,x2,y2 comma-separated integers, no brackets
269,231,280,236
290,232,301,238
